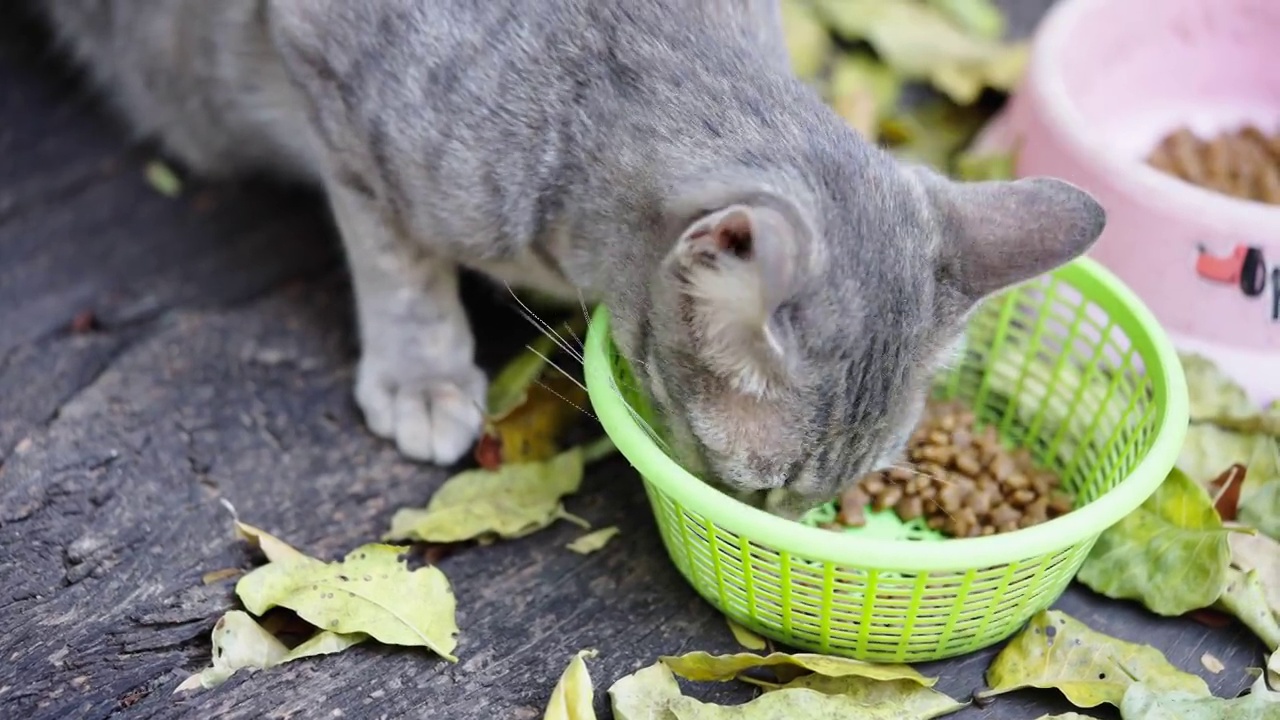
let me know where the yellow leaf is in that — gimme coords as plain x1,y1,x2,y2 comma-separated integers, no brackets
780,0,833,80
747,674,965,718
880,100,991,172
659,650,934,686
725,619,767,651
953,150,1016,181
174,611,288,692
488,372,590,466
610,660,957,719
281,630,369,662
1232,528,1280,616
813,0,1027,104
981,610,1210,708
235,543,459,662
1268,648,1279,692
234,521,308,563
544,649,599,720
1215,567,1280,651
567,527,620,555
828,54,902,140
386,447,586,543
487,315,588,422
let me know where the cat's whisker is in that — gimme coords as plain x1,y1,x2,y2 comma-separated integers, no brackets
504,283,584,363
527,347,590,396
533,378,597,421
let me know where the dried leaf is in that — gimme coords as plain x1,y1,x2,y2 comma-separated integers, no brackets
1200,652,1225,674
659,650,934,686
881,100,990,172
235,543,459,662
814,0,1026,104
281,630,369,662
1077,469,1233,615
545,649,599,720
828,53,902,140
781,0,833,80
981,610,1211,708
202,568,242,585
386,447,587,543
1210,465,1247,522
1119,674,1280,719
1215,566,1280,651
1231,528,1280,618
234,521,308,563
925,0,1006,40
746,674,965,718
145,160,182,197
484,372,589,467
1269,649,1279,692
1181,353,1280,436
953,150,1016,181
486,316,586,422
1181,427,1280,540
610,660,955,720
567,526,620,555
726,619,767,651
175,611,288,692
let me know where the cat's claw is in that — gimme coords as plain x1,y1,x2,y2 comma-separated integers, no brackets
355,364,487,464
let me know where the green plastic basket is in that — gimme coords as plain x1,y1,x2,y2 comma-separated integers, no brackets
583,257,1189,663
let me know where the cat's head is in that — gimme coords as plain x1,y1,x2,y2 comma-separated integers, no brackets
634,158,1105,520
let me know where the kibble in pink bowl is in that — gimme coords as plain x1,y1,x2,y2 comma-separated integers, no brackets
1001,0,1280,403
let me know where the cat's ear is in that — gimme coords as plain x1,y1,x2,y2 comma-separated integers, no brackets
664,203,802,392
931,176,1106,300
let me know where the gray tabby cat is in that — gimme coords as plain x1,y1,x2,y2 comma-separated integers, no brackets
39,0,1105,518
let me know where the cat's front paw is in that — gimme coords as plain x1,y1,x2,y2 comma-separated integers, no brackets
354,361,487,464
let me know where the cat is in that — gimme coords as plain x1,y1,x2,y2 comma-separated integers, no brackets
37,0,1105,519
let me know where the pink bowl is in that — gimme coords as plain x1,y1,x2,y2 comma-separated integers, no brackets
1002,0,1280,404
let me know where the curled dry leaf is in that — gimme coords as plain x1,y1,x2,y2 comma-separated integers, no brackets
780,0,833,81
610,660,958,720
1269,649,1279,692
175,611,289,692
1215,566,1280,651
725,619,767,651
567,526,620,555
235,543,459,662
234,521,307,563
745,674,965,719
981,610,1211,708
1120,673,1280,719
544,649,599,720
1077,469,1233,615
1181,353,1280,436
1209,464,1247,522
281,630,369,662
659,650,934,686
814,0,1026,104
482,372,590,468
386,446,587,543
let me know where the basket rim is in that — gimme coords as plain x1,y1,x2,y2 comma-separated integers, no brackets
583,256,1190,572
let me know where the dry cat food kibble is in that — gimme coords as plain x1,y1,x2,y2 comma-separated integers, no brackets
1146,125,1280,204
830,401,1074,537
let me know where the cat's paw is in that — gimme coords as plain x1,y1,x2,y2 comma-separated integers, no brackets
354,362,487,464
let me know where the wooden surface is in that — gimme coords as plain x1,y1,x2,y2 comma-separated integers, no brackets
0,2,1265,719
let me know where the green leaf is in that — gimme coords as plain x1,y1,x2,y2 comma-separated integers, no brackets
174,611,288,692
925,0,1006,40
544,649,599,720
725,619,767,651
1226,529,1280,624
1077,469,1233,615
981,610,1211,708
1181,353,1280,436
281,630,369,662
953,150,1016,181
780,0,834,80
235,543,459,662
1215,566,1280,651
813,0,1027,104
746,674,965,718
485,315,588,422
144,160,182,197
828,53,902,140
1178,426,1280,540
610,660,959,720
567,526,620,555
1120,674,1280,719
659,650,934,686
385,447,586,543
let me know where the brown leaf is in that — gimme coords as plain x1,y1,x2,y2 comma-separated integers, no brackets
1210,464,1248,521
